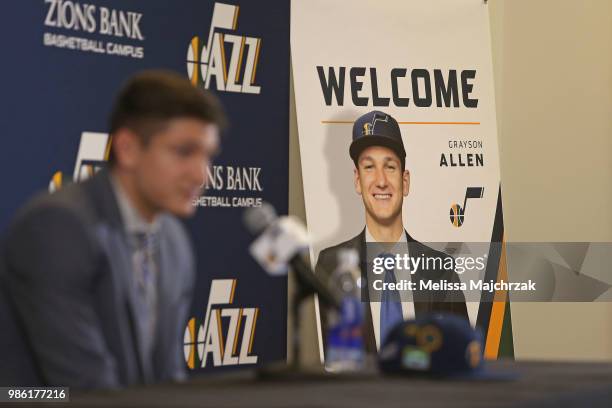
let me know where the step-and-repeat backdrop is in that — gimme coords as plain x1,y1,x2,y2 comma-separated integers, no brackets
0,0,290,372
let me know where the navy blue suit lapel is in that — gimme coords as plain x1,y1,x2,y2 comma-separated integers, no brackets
152,226,177,377
357,229,378,353
406,231,438,317
87,171,152,383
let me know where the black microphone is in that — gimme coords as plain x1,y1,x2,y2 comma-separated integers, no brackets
243,204,341,310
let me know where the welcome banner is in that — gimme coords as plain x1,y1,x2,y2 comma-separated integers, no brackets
291,0,512,358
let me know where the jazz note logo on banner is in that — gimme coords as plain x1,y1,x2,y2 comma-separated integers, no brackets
49,132,110,192
183,279,259,369
449,187,484,227
187,2,262,94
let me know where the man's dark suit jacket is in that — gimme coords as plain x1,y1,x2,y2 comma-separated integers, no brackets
0,170,195,388
315,229,468,353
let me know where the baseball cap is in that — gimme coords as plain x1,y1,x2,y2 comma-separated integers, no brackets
378,314,517,380
350,110,406,164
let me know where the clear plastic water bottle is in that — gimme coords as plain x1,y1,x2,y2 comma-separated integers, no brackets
325,249,365,372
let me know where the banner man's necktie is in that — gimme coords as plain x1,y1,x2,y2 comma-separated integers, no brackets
379,253,403,343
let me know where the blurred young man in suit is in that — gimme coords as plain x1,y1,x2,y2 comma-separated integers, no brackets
315,110,467,353
1,71,225,388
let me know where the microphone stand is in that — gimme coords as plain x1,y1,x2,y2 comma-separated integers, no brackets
257,264,339,379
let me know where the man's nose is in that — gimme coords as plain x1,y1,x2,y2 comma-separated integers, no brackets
192,156,209,187
375,167,388,188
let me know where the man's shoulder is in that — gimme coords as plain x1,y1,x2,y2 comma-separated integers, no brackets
315,230,364,277
409,240,447,259
10,182,94,231
318,230,364,259
4,172,122,262
2,182,104,283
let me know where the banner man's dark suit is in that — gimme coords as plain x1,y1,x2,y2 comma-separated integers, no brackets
315,229,468,353
1,170,195,388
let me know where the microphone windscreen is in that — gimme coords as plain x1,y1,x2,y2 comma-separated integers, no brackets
243,202,277,235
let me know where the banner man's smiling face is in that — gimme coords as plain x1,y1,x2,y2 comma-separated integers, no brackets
354,145,409,226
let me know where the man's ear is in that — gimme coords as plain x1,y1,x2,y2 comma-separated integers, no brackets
111,128,141,170
354,167,362,195
403,169,410,197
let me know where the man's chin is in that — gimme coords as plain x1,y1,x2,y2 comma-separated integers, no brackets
166,203,197,218
366,208,402,228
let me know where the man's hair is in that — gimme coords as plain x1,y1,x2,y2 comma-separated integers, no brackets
107,70,227,166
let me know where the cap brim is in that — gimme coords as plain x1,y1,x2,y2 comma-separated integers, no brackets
349,135,406,162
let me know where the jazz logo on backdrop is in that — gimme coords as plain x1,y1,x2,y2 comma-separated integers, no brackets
184,279,259,369
187,2,261,94
49,132,110,192
449,187,484,227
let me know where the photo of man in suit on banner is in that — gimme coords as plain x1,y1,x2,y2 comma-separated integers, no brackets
315,110,468,353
